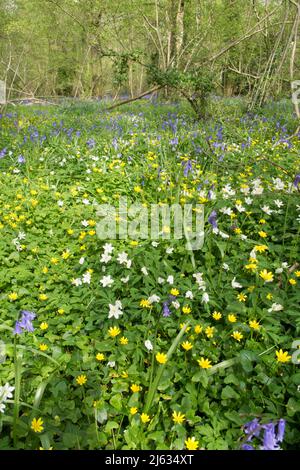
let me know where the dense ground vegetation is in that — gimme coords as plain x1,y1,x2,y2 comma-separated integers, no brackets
0,99,299,450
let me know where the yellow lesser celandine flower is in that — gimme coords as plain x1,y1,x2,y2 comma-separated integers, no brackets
180,323,191,332
172,411,185,424
212,311,222,320
227,314,237,323
245,263,258,272
40,322,48,330
31,417,44,433
276,349,291,363
181,341,193,351
140,413,150,424
259,269,274,283
42,267,48,274
185,437,199,450
231,331,243,342
237,293,247,302
8,292,18,301
39,344,48,351
295,271,300,277
170,288,179,296
266,293,273,300
156,352,168,364
31,199,38,207
289,278,297,285
130,407,138,415
234,227,242,234
258,231,268,238
205,326,214,338
121,371,128,378
130,384,141,393
50,257,59,265
39,294,48,301
254,245,268,253
259,219,266,224
130,240,139,246
140,299,151,308
249,320,260,330
247,285,256,293
96,353,105,361
120,336,128,345
194,325,202,334
134,186,142,193
197,357,212,369
76,375,87,385
62,250,71,260
182,306,191,314
108,326,121,337
58,308,65,315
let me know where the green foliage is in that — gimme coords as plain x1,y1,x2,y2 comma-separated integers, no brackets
148,66,214,118
0,99,299,450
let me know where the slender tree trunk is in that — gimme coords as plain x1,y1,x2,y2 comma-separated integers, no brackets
290,0,300,133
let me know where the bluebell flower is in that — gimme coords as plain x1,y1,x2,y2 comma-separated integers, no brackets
0,148,7,159
293,174,300,188
162,302,171,317
170,137,178,146
276,419,286,443
30,130,39,141
17,155,25,164
14,310,36,335
86,138,96,149
261,423,279,450
14,321,23,335
208,210,218,229
112,137,118,150
242,444,254,450
243,418,261,441
182,160,193,177
208,185,215,200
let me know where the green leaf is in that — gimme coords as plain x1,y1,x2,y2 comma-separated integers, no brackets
191,370,209,388
224,411,243,425
109,394,123,411
287,398,300,417
105,421,119,433
62,432,78,448
221,385,240,400
96,407,108,424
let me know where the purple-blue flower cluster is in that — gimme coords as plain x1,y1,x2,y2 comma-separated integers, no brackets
14,310,36,335
162,295,177,317
241,418,286,450
208,210,218,229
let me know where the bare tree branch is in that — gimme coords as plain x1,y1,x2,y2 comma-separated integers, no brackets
106,85,163,111
206,7,278,63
